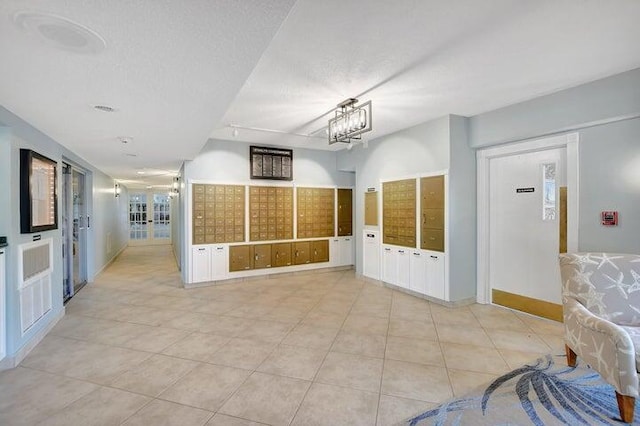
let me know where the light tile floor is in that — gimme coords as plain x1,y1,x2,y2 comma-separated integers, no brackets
0,246,565,426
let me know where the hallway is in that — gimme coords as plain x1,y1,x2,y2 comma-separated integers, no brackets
0,245,564,425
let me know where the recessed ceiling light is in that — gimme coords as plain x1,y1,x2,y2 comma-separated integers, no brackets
146,186,153,189
137,171,145,175
93,105,116,112
13,11,106,54
118,136,133,144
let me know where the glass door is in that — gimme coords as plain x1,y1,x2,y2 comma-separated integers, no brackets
129,192,171,245
62,163,88,301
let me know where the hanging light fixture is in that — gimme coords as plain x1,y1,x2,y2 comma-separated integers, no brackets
328,98,372,144
114,182,121,198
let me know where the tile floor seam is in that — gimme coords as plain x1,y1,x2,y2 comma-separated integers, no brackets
46,330,182,357
375,288,395,426
115,393,158,425
11,366,105,422
109,352,202,398
287,271,360,425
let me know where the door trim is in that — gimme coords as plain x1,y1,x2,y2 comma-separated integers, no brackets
476,132,579,304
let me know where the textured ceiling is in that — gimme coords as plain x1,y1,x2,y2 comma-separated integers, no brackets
1,0,640,188
212,0,640,150
0,0,296,188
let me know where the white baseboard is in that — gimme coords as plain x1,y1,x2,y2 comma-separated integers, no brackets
93,244,127,278
0,307,65,371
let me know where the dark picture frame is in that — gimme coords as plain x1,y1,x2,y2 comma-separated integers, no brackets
20,149,59,233
250,146,293,181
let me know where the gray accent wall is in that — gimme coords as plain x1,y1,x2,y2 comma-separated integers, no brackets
469,68,640,255
468,68,640,148
448,115,476,301
577,117,640,254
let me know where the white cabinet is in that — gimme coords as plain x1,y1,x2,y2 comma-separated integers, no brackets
383,245,447,301
331,237,354,267
363,230,380,280
382,246,397,284
211,245,228,281
191,245,228,283
340,237,354,266
409,250,427,294
425,251,446,300
192,246,211,283
397,249,411,289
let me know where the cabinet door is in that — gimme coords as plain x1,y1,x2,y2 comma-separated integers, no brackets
340,237,354,265
337,188,353,236
410,251,427,294
330,238,341,266
421,175,445,206
229,245,253,271
382,247,398,284
397,249,411,289
192,246,211,283
311,240,329,263
254,244,272,269
426,252,446,300
293,241,311,265
422,229,445,252
211,245,228,281
272,242,292,267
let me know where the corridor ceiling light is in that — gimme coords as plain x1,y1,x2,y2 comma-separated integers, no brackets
328,98,372,144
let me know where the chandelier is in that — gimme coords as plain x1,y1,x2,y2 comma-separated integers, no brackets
328,98,372,144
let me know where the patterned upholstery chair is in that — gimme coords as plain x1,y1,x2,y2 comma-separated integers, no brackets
560,253,640,423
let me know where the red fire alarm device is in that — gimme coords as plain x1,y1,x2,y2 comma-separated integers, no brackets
601,211,618,226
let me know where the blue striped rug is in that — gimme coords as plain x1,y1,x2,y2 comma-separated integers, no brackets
404,355,639,425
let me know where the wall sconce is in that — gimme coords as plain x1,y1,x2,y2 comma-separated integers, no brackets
114,182,121,198
172,177,180,195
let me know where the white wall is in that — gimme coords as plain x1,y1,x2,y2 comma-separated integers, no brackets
179,138,355,280
186,139,355,187
0,107,128,362
339,116,450,275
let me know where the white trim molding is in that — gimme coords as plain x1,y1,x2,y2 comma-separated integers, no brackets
476,132,580,304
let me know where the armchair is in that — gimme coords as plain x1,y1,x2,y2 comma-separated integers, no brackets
560,253,640,423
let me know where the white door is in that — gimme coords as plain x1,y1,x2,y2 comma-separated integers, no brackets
0,248,6,362
489,147,567,305
129,192,172,245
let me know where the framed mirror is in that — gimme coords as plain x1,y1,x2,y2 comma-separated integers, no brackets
20,149,58,233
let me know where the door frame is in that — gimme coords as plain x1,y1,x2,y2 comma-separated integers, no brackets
476,132,579,304
61,162,90,301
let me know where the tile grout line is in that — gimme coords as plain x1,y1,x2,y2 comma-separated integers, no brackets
287,270,362,425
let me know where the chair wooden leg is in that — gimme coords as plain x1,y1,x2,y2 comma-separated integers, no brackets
565,344,577,367
616,392,635,423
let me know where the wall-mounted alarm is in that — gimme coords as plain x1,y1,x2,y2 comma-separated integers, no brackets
601,211,618,226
